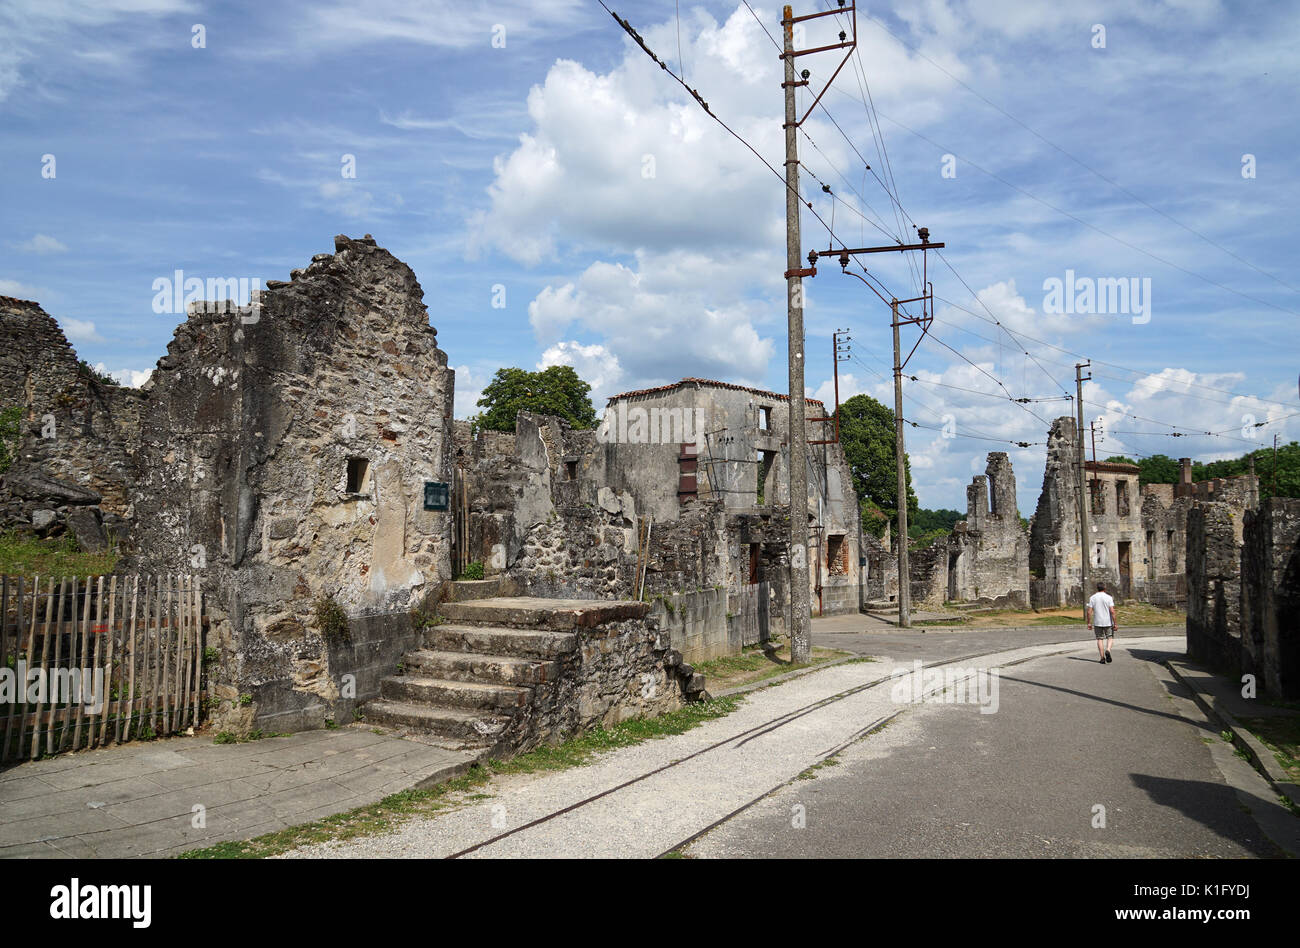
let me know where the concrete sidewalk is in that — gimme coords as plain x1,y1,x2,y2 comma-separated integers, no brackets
0,726,477,858
1164,657,1300,809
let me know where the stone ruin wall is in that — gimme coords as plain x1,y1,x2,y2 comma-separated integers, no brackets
947,453,1030,608
0,297,141,547
1188,497,1300,700
1028,415,1256,609
128,236,456,732
453,412,731,603
0,237,456,734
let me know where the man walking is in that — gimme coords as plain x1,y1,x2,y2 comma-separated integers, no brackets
1086,582,1118,664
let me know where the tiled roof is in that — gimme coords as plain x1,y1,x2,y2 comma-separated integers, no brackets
608,377,825,406
1085,460,1140,474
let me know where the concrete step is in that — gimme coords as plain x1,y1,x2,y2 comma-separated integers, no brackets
439,596,650,631
403,648,559,686
431,624,578,660
444,577,519,602
362,698,512,745
380,675,532,711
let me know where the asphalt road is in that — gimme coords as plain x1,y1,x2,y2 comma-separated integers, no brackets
283,618,1296,859
686,630,1291,858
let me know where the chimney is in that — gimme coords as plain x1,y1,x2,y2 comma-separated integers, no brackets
1179,457,1192,484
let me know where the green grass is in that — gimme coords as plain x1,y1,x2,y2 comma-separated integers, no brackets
178,695,744,859
694,645,849,690
0,531,117,578
1238,716,1300,782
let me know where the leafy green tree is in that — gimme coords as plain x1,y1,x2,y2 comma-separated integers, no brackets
838,393,917,538
909,507,963,538
475,365,597,433
1103,455,1137,465
1136,453,1180,486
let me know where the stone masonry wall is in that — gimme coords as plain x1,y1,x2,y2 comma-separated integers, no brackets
1240,498,1300,699
1186,502,1244,674
126,235,455,733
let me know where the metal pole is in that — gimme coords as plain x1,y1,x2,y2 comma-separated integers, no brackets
893,300,911,628
1075,362,1091,610
783,5,811,662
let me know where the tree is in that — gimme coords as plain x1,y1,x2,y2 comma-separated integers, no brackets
909,507,962,539
838,393,917,538
475,365,597,433
1136,453,1180,486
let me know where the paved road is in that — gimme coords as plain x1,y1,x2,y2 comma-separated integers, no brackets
285,621,1297,859
686,634,1291,858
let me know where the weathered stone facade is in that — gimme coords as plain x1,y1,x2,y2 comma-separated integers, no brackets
1,237,457,734
453,379,864,642
126,235,457,731
0,297,140,547
946,453,1030,608
1029,417,1257,607
1188,497,1300,700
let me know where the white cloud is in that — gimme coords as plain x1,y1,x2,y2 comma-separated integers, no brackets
538,341,623,403
61,318,104,343
526,250,777,391
0,278,46,300
93,362,151,388
453,364,486,419
14,234,67,254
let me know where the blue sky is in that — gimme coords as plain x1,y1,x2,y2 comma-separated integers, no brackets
3,0,1297,511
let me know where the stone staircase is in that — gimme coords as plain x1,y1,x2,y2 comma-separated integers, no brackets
364,580,681,756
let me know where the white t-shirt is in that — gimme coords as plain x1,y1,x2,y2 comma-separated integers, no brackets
1089,591,1116,627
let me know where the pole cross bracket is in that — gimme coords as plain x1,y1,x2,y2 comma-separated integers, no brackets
784,267,817,279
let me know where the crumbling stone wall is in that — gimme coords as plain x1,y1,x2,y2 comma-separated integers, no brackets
1186,502,1244,673
125,235,455,732
504,614,691,753
1240,498,1300,699
0,297,140,546
947,453,1030,608
1029,418,1085,607
1030,416,1255,607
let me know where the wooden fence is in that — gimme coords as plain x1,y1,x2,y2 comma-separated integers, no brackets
729,581,771,648
0,575,206,766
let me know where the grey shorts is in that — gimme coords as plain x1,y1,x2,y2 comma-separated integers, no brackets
1093,624,1114,640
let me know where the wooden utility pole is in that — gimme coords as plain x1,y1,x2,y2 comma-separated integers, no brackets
1075,362,1092,609
782,5,812,663
810,238,943,630
892,300,911,627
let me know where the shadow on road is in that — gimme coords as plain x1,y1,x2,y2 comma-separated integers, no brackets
1127,772,1285,858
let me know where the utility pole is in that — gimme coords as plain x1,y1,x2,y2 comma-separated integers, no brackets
811,235,942,629
1090,419,1098,467
809,329,851,446
1075,362,1092,610
782,5,812,663
891,299,912,627
777,3,858,660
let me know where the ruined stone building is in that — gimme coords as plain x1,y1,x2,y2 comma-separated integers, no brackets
864,452,1030,611
1188,498,1299,700
945,453,1030,608
3,237,458,733
0,239,838,738
1028,417,1259,609
450,379,864,658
